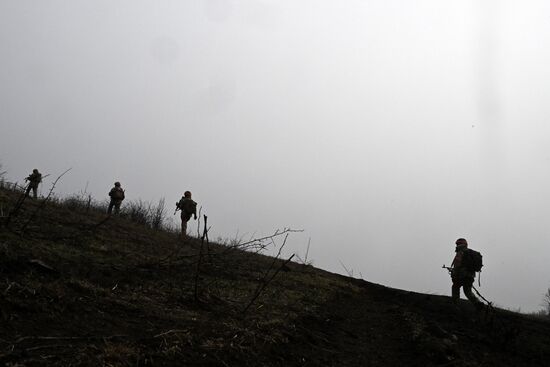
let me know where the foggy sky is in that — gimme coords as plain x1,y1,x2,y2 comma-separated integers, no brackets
2,0,550,312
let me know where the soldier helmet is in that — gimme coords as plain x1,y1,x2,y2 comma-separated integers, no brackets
184,191,192,198
455,238,468,247
33,169,38,173
114,182,121,187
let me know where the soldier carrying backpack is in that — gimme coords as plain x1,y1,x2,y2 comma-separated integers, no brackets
175,191,197,238
107,181,125,215
449,238,484,310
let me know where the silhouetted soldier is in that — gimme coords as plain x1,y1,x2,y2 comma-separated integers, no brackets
176,191,197,237
25,169,42,199
450,238,484,310
107,182,125,215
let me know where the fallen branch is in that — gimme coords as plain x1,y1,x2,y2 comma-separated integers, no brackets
153,329,189,338
216,228,303,258
28,259,57,274
233,228,303,250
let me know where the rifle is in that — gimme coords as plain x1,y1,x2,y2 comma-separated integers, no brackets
442,265,453,274
173,202,180,215
25,173,50,182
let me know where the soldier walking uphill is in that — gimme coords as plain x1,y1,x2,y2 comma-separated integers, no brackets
449,238,484,310
175,191,197,237
107,182,125,215
25,169,42,199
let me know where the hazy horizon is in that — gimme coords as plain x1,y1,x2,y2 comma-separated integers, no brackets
2,0,550,313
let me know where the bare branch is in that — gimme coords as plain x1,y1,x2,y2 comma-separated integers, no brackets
242,253,295,314
194,214,209,302
339,260,354,277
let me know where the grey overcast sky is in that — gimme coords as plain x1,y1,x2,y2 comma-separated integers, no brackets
1,0,550,312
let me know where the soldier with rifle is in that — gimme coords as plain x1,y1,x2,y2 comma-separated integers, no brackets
175,191,197,238
443,238,484,310
24,169,42,199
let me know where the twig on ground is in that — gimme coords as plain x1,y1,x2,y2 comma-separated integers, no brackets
339,260,354,277
153,330,189,338
296,237,313,265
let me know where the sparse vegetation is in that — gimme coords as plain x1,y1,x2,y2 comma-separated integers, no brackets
0,163,6,180
1,182,550,366
55,191,174,232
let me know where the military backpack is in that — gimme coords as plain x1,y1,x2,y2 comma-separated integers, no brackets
461,248,483,272
177,198,196,214
111,188,125,200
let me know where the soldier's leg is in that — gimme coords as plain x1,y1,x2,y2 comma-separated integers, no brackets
463,281,483,309
32,186,37,199
107,201,114,214
451,279,461,302
114,201,121,215
25,185,31,197
181,219,188,237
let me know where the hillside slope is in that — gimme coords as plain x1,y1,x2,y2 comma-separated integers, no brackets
1,187,549,366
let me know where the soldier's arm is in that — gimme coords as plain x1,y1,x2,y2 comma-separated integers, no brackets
450,254,458,269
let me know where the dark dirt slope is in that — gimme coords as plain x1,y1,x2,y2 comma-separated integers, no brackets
1,187,550,366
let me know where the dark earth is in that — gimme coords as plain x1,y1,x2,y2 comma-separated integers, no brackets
1,185,549,366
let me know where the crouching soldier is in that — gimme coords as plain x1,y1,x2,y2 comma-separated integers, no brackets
107,182,125,215
450,238,484,310
176,191,197,237
25,169,42,199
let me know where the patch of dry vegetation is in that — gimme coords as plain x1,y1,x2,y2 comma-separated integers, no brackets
0,185,342,366
2,183,550,367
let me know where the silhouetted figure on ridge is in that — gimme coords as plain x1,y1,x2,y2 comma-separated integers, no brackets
24,169,42,199
107,181,125,215
175,191,197,238
450,238,484,310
